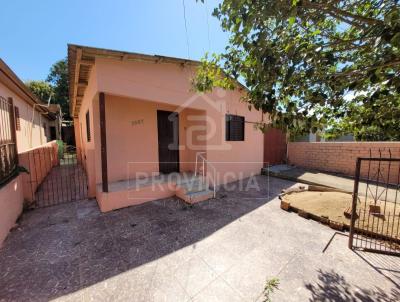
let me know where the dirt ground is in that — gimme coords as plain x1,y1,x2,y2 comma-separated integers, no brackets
283,191,400,238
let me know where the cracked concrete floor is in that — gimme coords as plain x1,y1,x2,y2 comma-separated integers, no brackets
0,176,398,301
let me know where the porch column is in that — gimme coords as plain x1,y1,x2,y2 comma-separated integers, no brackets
99,92,108,192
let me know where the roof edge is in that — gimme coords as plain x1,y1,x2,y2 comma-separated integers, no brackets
0,58,50,115
67,44,248,117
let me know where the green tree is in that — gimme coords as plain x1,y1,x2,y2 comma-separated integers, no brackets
25,80,54,104
47,58,70,119
194,0,400,140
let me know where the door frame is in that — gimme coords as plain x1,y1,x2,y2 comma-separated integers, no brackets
157,110,180,174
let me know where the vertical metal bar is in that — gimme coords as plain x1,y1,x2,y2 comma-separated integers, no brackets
32,149,39,206
372,151,383,251
44,148,48,205
55,147,61,206
28,151,35,203
213,167,216,198
72,150,77,201
349,157,362,249
390,162,400,240
364,151,373,250
7,98,18,167
381,151,392,237
99,92,108,193
202,159,205,182
49,147,55,206
195,153,198,177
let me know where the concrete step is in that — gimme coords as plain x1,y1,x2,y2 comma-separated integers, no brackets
175,175,203,186
176,180,209,195
177,189,214,204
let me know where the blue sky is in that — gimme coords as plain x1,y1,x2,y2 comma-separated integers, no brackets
0,0,228,81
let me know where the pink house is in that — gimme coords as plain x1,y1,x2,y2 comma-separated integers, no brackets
68,45,265,212
0,58,61,245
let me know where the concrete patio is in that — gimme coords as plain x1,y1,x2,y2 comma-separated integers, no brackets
0,176,398,301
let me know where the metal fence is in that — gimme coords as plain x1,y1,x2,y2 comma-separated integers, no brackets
349,150,400,256
0,96,18,187
27,146,88,208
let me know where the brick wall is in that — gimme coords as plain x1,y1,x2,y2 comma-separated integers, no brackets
288,142,400,183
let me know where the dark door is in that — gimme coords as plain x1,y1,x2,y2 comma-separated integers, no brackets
264,128,287,166
50,126,57,140
157,110,179,174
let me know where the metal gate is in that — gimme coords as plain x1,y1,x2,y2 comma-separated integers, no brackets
349,151,400,256
28,145,88,208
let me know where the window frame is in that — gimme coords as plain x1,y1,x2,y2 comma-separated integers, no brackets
86,110,91,142
225,114,245,141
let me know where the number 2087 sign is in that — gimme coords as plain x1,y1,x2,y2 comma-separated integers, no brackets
131,119,144,126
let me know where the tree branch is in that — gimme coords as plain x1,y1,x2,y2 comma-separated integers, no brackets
299,1,383,28
333,60,400,77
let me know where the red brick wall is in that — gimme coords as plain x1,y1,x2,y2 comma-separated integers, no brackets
288,142,400,183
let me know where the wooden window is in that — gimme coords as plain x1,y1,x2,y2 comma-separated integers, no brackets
14,107,20,131
225,114,245,141
86,111,91,142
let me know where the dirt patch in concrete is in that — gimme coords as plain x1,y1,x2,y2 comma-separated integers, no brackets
282,191,400,238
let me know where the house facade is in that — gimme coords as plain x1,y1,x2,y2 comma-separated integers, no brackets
69,45,265,212
0,59,61,152
0,58,61,245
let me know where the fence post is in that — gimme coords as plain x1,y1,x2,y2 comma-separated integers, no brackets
348,157,361,249
7,97,18,166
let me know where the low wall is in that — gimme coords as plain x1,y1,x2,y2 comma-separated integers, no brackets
0,175,24,247
0,141,59,246
18,141,59,203
288,142,400,183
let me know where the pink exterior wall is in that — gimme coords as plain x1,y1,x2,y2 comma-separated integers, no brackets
0,81,50,152
94,58,264,183
288,142,400,183
75,67,99,198
76,57,265,210
0,63,58,245
0,175,24,246
104,95,207,183
0,141,58,245
18,141,59,203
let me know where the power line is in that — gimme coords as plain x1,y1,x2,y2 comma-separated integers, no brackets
204,0,211,52
182,0,190,59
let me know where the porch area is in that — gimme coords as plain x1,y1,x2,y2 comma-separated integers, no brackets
92,94,213,212
96,172,215,212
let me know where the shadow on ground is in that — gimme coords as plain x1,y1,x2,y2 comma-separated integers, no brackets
353,250,400,287
0,176,289,301
305,269,400,302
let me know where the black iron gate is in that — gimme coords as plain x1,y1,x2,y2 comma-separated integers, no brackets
28,145,88,208
349,151,400,256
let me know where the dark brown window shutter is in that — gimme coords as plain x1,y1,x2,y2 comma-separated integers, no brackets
14,107,21,131
225,114,245,141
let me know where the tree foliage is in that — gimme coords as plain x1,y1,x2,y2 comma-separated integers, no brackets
47,59,69,119
26,58,70,119
194,0,400,140
25,80,54,104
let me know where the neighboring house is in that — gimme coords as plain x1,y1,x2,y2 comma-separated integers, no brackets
0,58,61,245
0,59,61,152
68,44,264,212
61,120,75,146
47,104,62,141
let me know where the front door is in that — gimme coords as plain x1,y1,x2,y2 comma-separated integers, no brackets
157,110,179,174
